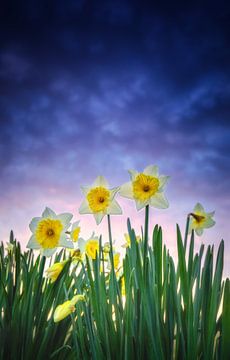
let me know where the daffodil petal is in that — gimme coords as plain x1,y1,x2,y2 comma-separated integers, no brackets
93,176,109,188
42,207,57,219
81,186,91,195
195,228,203,236
58,213,73,227
128,169,138,181
204,218,216,228
94,212,105,225
119,181,133,199
59,234,74,249
110,187,120,200
29,217,42,233
150,193,169,209
41,248,57,257
158,176,170,191
135,199,147,211
143,165,158,176
27,234,41,249
78,237,86,252
79,199,91,214
107,199,122,215
193,203,204,213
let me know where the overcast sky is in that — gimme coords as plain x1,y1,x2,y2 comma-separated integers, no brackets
0,1,229,274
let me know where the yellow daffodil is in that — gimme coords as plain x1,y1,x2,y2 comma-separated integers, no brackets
107,252,121,271
79,176,122,224
189,203,215,236
119,165,169,211
27,207,74,257
70,221,81,242
122,233,141,248
53,294,85,323
78,233,99,260
46,260,67,283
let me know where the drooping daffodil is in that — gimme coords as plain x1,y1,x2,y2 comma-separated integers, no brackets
79,176,122,224
189,203,215,236
53,294,85,323
27,207,74,257
78,233,100,260
46,260,68,283
119,165,169,211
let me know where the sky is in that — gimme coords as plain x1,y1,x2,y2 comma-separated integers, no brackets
0,1,230,275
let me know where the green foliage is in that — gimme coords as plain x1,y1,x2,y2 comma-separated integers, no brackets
0,225,229,359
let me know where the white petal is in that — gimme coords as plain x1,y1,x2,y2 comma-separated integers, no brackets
195,228,203,236
158,176,170,191
119,181,133,199
59,235,74,249
204,218,216,228
78,238,86,252
81,186,91,195
79,199,91,214
29,217,42,232
92,176,109,188
143,165,158,176
110,186,120,200
128,169,138,181
193,203,204,213
94,212,105,225
41,248,57,257
150,193,169,209
58,213,73,227
42,207,57,219
72,220,80,230
107,199,122,215
27,235,41,249
208,211,215,217
135,199,147,211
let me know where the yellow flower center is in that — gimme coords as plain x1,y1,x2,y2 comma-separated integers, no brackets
35,218,63,249
133,173,160,201
85,239,99,259
72,227,80,242
87,187,110,213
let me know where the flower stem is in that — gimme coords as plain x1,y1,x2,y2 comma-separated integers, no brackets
107,214,115,275
143,205,149,276
184,214,190,252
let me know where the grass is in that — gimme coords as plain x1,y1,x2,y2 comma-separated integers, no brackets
0,220,229,360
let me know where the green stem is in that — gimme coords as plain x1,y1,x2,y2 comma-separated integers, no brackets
184,214,190,252
143,205,149,276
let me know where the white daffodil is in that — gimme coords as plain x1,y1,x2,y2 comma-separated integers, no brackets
27,207,74,257
189,203,215,236
70,221,81,242
78,233,99,260
79,176,122,224
119,165,170,211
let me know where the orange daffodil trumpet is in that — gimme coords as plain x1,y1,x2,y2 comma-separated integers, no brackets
119,165,170,211
79,176,122,224
189,202,215,236
27,207,74,257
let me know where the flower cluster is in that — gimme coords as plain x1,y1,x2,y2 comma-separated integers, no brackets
26,164,216,323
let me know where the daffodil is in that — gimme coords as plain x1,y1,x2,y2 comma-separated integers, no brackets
189,203,215,236
46,260,67,283
53,294,85,323
107,251,120,271
27,207,74,257
78,233,100,260
119,165,169,211
70,221,81,242
122,233,141,248
79,176,122,224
